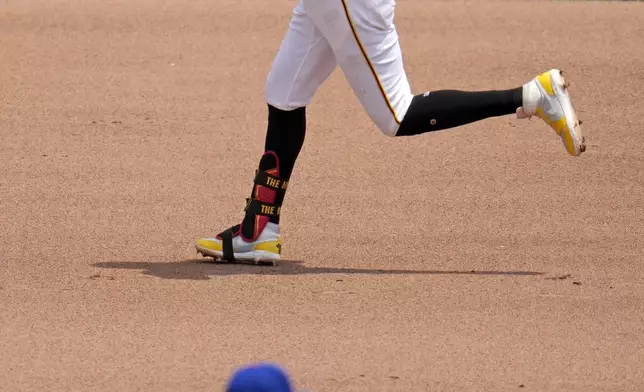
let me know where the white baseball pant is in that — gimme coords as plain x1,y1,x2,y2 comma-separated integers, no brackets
264,0,414,137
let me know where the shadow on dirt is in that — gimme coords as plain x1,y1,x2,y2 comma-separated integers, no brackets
93,259,544,281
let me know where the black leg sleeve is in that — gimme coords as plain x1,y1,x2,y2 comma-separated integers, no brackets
264,104,306,179
396,88,523,137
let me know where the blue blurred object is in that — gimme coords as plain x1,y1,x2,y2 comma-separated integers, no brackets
226,363,294,392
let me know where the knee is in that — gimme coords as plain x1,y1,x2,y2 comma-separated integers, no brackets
371,95,413,137
376,120,400,137
264,76,306,111
371,109,405,137
265,75,290,111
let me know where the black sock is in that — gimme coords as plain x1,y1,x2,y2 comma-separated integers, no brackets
264,104,306,179
396,88,523,136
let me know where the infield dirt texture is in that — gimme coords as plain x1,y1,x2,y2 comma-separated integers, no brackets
2,1,644,391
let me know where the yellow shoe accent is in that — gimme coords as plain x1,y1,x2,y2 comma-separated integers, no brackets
196,238,222,252
536,107,567,135
536,72,555,95
536,107,577,156
560,128,577,156
253,239,282,255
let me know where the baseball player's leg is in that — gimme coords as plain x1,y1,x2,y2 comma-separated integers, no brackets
399,70,585,155
196,2,336,263
303,0,584,155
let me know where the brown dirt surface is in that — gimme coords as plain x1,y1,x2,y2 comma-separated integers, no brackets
2,0,644,391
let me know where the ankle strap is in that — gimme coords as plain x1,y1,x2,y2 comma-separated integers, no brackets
254,170,288,191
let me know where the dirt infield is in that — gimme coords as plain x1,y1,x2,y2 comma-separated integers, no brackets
2,0,644,391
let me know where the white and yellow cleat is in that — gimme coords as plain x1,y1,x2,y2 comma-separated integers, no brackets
517,69,586,156
196,222,282,265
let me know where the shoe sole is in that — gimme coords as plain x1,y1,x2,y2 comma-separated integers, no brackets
550,69,586,156
195,244,279,266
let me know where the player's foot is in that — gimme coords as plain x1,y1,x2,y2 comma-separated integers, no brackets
517,69,586,156
196,222,282,265
195,152,287,265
